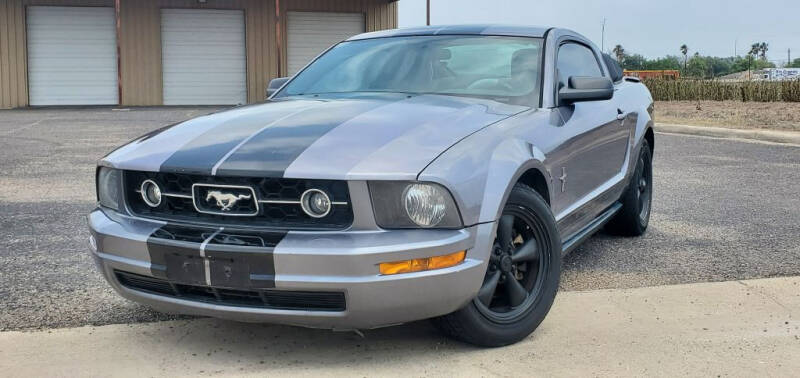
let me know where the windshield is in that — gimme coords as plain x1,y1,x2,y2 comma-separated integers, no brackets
277,35,543,106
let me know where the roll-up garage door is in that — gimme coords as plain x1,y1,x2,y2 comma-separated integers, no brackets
26,6,118,106
287,12,365,75
161,9,246,105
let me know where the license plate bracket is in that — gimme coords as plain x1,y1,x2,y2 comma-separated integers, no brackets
164,253,206,286
208,256,251,288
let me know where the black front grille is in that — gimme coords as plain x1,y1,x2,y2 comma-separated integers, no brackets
124,171,353,230
115,271,346,312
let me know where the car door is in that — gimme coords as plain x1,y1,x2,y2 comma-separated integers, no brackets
549,41,632,238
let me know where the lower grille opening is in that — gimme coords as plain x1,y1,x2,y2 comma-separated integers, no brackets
115,271,346,312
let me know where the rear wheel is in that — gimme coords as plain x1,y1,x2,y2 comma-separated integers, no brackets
606,139,653,236
432,184,560,347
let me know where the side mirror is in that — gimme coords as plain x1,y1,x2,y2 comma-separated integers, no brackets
266,77,290,98
558,76,614,104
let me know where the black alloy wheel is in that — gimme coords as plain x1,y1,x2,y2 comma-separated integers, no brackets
635,151,652,223
432,184,561,347
606,139,653,236
474,209,549,322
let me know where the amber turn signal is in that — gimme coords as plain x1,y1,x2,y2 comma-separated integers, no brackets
379,251,466,275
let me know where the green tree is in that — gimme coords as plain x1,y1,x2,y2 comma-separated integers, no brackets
620,53,646,70
749,43,760,57
732,56,775,72
680,44,689,71
613,45,625,63
686,53,709,78
703,56,732,77
616,48,771,78
788,58,800,68
647,56,682,70
759,42,769,60
748,43,761,75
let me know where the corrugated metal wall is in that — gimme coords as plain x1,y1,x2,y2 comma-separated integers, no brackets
118,0,160,106
0,0,27,109
119,0,275,106
0,0,397,108
280,0,398,77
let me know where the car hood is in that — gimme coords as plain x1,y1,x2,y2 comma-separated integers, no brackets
102,94,527,179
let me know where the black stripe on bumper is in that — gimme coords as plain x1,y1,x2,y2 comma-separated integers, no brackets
115,270,345,312
146,224,285,289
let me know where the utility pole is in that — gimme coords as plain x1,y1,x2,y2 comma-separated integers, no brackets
427,0,430,26
601,18,606,52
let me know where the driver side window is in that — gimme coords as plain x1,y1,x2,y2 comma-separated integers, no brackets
556,42,603,89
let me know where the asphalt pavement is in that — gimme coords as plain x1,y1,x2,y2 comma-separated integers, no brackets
1,107,798,331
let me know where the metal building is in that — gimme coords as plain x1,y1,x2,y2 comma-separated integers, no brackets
0,0,398,108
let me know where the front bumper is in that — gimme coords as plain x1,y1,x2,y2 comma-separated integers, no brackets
88,209,495,329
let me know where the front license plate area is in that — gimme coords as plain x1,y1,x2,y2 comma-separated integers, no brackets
152,238,274,289
164,253,206,286
208,257,251,288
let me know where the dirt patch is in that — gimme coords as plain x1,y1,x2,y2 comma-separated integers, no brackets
655,101,800,132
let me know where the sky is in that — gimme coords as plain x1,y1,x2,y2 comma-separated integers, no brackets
398,0,800,64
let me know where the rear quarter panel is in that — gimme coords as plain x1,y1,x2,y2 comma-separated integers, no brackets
618,79,655,163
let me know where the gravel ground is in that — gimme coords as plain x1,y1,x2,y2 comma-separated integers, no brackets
655,101,800,131
1,107,798,331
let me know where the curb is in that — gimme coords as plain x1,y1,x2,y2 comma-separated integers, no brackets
656,123,800,145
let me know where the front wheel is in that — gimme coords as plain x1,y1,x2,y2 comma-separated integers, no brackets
432,184,561,347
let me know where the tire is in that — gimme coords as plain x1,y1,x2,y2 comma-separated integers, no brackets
432,183,561,347
606,139,653,236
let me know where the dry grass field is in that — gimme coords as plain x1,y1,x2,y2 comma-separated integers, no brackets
654,101,800,132
643,79,800,102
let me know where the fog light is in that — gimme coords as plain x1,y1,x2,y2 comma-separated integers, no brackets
379,251,466,275
140,179,162,207
301,189,331,218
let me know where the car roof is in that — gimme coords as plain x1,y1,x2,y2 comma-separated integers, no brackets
347,24,553,41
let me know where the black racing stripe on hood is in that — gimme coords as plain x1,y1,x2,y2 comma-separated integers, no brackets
145,224,285,289
212,99,390,177
158,102,318,176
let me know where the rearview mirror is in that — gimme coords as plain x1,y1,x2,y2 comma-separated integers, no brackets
558,76,613,104
266,77,290,98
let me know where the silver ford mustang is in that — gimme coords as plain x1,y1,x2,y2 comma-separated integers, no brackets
89,25,654,347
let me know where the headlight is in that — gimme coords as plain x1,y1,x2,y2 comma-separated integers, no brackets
403,184,447,227
97,167,122,211
369,181,462,229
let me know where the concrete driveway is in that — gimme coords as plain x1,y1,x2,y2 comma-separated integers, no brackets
2,277,798,377
1,107,799,331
